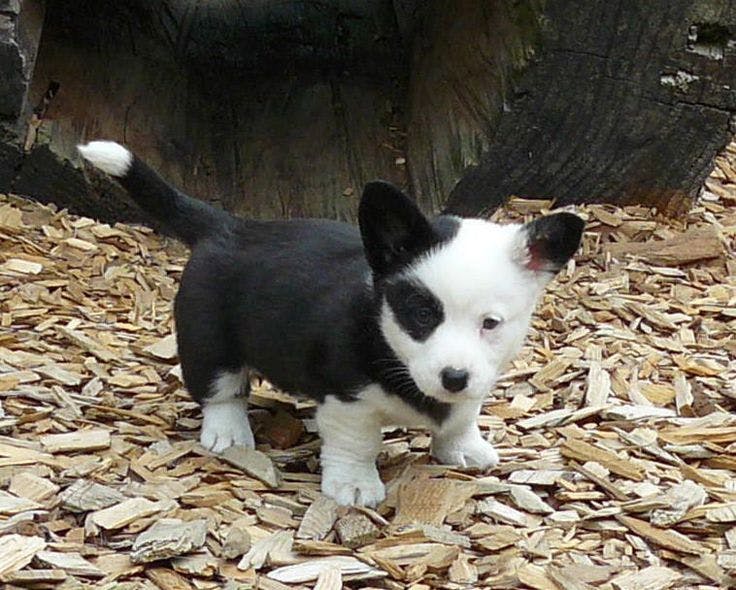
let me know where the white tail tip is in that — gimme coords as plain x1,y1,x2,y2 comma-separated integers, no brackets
77,141,132,177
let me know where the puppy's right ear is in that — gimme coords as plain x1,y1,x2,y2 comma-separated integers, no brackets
359,181,435,277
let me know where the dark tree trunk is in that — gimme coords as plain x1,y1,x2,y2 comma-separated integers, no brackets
0,0,735,226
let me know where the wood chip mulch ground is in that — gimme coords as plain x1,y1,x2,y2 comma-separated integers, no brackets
0,146,735,590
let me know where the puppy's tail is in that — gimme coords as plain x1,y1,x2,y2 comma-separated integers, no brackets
77,140,232,247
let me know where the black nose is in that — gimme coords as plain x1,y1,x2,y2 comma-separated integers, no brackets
441,367,469,392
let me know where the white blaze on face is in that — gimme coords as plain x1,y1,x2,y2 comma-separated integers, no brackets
381,219,551,403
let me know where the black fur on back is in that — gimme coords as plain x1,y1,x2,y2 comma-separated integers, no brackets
110,162,462,424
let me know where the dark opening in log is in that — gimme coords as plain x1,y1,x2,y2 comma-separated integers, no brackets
0,0,734,225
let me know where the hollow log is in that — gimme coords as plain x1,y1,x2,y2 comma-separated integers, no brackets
0,0,734,226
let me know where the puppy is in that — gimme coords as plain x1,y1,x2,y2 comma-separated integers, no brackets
78,140,584,506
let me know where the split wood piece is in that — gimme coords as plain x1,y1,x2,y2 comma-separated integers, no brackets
131,518,208,563
561,439,644,481
508,485,554,514
448,554,478,585
650,480,707,526
143,334,178,360
394,478,476,527
609,565,681,590
546,566,596,590
171,552,219,577
313,566,342,590
569,461,629,501
296,495,339,541
91,498,176,530
0,490,42,515
584,361,611,407
0,569,67,584
475,498,530,527
516,407,603,430
0,534,46,576
145,568,195,590
59,479,124,512
615,515,703,554
676,553,728,586
658,426,736,445
58,326,117,362
674,372,694,417
267,556,383,584
508,470,566,486
516,563,560,590
238,530,294,571
335,512,380,548
222,519,253,559
0,258,43,274
529,358,573,391
220,445,282,488
8,471,59,502
605,227,723,265
40,429,110,453
36,551,104,577
405,544,460,581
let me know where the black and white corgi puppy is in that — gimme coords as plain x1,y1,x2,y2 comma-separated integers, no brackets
78,140,584,506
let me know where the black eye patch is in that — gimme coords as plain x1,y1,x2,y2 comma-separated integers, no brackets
384,279,443,341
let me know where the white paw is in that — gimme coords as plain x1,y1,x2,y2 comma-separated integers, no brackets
321,464,386,507
200,398,254,453
431,432,499,469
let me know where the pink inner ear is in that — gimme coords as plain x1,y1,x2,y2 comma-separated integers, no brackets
526,242,546,271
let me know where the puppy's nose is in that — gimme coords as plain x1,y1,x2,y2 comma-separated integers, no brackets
441,367,468,392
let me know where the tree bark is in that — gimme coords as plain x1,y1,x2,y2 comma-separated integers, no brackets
0,0,734,225
417,1,736,216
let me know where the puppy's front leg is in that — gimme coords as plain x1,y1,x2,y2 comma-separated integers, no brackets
431,399,499,469
317,397,385,507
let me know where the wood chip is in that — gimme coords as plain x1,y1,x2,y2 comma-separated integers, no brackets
0,569,67,584
313,566,342,590
615,515,703,554
91,498,174,530
8,471,59,502
36,551,104,577
222,519,252,559
0,258,43,274
0,534,46,576
59,479,125,512
40,429,110,453
394,478,475,527
610,565,681,590
145,568,194,590
297,495,339,541
335,512,380,548
605,227,722,265
0,490,42,514
561,439,644,480
131,518,208,563
267,556,382,583
220,445,281,488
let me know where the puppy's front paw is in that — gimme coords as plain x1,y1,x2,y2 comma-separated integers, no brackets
200,399,255,453
321,464,386,507
431,432,499,469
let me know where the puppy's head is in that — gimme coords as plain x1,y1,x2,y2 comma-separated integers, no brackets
359,181,584,404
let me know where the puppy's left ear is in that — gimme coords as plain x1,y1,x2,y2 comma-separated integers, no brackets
515,212,585,274
359,181,435,276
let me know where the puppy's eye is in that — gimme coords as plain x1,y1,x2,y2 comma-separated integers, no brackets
413,306,435,326
482,317,501,330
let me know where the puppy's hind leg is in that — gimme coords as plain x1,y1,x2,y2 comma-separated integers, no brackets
200,369,255,453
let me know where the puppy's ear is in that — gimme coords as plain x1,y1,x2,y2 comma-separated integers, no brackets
359,181,435,276
514,212,585,274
